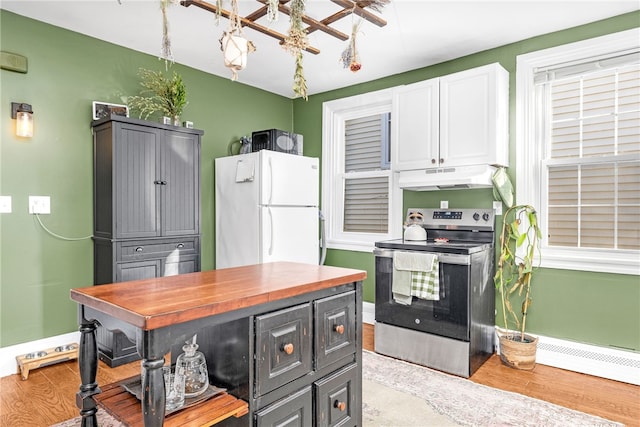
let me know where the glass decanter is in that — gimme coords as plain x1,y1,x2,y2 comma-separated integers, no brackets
175,339,209,398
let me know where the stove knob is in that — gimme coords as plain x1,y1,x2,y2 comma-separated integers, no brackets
483,213,490,222
473,212,480,221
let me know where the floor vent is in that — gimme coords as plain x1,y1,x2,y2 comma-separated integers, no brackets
536,335,640,385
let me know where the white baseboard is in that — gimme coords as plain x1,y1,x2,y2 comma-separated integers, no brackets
363,301,375,325
0,331,80,378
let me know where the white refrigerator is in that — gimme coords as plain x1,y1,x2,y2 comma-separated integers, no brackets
215,150,320,269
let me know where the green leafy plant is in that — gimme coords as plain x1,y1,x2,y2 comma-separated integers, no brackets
494,204,542,342
126,68,187,120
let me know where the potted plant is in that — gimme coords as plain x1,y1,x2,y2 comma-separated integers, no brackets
492,168,542,370
126,68,187,125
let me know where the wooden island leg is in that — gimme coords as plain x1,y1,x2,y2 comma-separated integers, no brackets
141,357,166,427
76,316,101,427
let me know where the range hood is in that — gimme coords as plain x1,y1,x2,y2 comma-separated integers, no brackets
398,165,497,191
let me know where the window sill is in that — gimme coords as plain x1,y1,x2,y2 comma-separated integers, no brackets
540,247,640,276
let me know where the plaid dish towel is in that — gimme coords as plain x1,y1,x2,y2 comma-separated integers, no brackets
411,256,439,301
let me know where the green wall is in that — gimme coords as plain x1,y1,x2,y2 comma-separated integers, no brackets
0,10,292,347
1,9,638,353
294,11,640,352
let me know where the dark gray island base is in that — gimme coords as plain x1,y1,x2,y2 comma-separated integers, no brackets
71,262,366,427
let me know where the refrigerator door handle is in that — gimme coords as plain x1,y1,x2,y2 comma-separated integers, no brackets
268,206,274,256
267,156,273,205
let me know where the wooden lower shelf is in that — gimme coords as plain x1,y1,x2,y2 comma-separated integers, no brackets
94,377,248,427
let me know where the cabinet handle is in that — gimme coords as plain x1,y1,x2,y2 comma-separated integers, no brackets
440,158,444,164
135,247,144,252
431,158,436,164
153,180,168,185
334,324,345,335
281,343,294,355
176,243,184,249
334,400,346,411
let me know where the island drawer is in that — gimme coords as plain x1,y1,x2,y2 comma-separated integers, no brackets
254,385,312,427
255,303,312,397
314,291,356,370
314,363,357,427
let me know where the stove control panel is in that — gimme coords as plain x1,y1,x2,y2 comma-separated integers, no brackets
406,208,495,231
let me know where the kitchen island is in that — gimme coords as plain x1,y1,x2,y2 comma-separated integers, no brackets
71,262,366,427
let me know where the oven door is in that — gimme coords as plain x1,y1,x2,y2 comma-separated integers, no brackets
374,247,471,342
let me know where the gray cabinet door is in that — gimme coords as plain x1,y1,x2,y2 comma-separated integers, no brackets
161,130,200,236
114,123,161,239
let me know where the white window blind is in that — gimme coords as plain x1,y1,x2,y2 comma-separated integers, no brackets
538,59,640,251
343,114,390,233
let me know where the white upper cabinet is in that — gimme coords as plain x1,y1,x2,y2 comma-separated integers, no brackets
392,78,439,171
393,63,509,172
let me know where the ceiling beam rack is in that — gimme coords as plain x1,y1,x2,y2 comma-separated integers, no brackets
180,0,387,55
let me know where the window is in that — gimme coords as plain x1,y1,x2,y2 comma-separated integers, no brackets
517,28,640,275
322,89,402,252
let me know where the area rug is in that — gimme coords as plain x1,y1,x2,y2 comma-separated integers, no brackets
54,351,623,427
362,350,623,427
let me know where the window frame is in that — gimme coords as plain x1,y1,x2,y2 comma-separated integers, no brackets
516,28,640,275
322,89,402,252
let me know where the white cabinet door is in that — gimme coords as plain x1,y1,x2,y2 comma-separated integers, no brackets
392,79,439,171
439,63,509,168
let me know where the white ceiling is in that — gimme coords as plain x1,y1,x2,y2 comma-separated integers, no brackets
2,0,638,98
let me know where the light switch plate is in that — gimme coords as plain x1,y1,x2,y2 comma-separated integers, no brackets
493,200,503,215
440,200,449,209
0,196,11,213
29,196,50,214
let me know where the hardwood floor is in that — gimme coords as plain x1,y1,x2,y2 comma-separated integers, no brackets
1,324,638,426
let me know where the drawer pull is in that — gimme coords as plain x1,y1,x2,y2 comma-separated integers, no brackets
334,400,346,411
176,243,184,249
135,247,144,252
334,324,345,335
281,343,294,355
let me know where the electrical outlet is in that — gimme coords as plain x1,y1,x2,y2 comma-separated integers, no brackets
493,200,503,215
29,196,50,214
440,200,448,209
0,196,11,213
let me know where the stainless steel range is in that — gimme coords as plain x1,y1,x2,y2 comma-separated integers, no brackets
374,208,495,378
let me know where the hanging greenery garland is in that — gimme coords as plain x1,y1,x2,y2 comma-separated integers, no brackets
283,0,308,100
160,0,178,66
266,0,279,22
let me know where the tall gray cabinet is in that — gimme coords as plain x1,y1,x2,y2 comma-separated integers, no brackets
92,115,203,366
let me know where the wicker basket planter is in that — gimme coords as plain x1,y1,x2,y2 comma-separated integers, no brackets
499,333,538,371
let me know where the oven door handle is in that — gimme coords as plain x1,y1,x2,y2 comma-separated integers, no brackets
373,248,471,265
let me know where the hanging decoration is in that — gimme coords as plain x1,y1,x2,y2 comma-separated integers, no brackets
266,0,279,22
365,0,391,13
283,0,309,100
219,0,256,81
160,0,178,66
178,0,389,99
340,20,363,73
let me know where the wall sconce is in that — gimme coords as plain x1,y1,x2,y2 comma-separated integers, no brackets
11,102,33,138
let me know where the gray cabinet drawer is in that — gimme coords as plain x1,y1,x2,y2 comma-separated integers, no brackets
255,386,312,427
314,363,357,427
315,291,356,370
116,237,198,261
255,303,312,397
